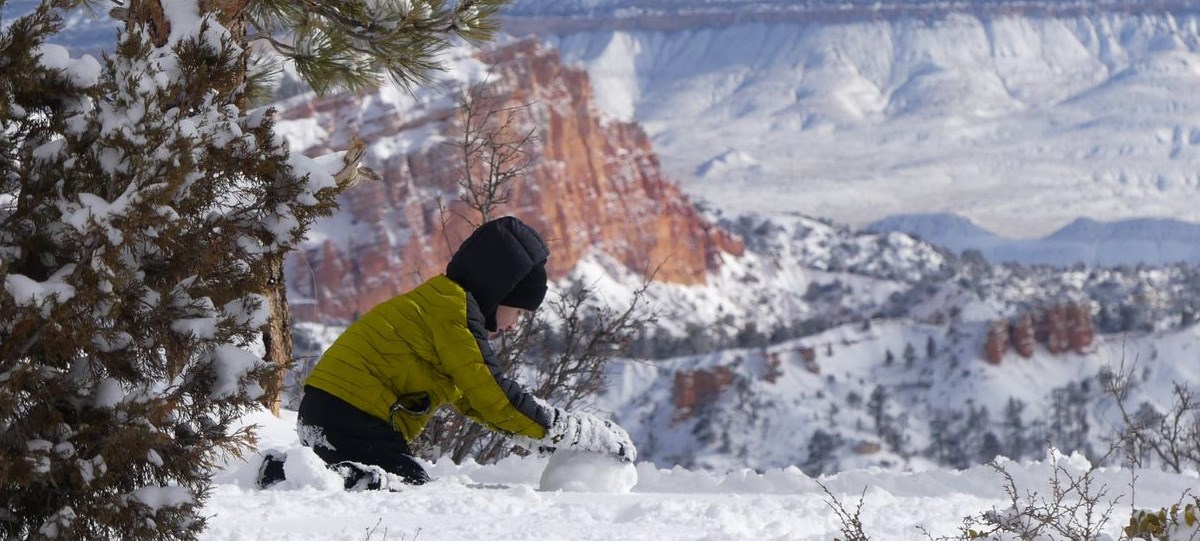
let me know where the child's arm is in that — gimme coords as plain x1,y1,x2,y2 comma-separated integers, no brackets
433,295,636,461
432,299,553,440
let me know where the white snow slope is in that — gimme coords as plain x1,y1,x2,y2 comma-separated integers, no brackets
535,9,1200,238
206,409,1199,541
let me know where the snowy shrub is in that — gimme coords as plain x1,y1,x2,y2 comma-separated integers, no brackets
1103,366,1200,474
0,2,341,538
945,453,1118,541
1124,497,1200,541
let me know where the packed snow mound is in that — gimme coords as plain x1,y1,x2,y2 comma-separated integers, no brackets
539,450,638,493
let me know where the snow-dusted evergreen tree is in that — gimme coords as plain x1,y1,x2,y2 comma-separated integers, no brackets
803,428,842,476
0,0,354,537
4,0,511,535
1002,397,1028,461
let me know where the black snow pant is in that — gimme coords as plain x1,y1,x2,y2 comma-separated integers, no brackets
297,385,430,487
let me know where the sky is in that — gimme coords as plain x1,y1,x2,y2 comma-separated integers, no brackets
201,409,1200,541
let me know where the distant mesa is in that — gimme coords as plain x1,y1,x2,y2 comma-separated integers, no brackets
868,213,1200,267
867,213,1005,246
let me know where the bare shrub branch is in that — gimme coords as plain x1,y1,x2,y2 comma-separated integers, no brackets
919,453,1119,541
1101,361,1200,474
817,480,871,541
414,277,658,463
447,81,539,227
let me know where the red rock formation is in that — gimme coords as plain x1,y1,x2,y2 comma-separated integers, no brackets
797,346,820,374
1011,313,1035,358
282,38,744,322
1040,305,1071,355
983,301,1098,363
853,441,882,455
673,371,696,413
985,321,1009,364
673,366,737,419
1066,302,1094,353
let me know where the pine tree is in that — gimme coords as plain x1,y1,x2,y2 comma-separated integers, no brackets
866,385,887,435
803,429,842,476
109,0,508,414
1,2,335,536
979,431,1003,463
3,0,504,537
1002,398,1027,461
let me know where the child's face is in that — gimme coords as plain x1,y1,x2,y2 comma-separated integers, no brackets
494,305,530,335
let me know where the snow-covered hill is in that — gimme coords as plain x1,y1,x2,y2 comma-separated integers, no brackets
16,1,1200,242
207,408,1200,541
598,318,1200,474
870,213,1200,266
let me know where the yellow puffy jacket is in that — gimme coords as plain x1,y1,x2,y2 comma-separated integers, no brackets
304,217,553,442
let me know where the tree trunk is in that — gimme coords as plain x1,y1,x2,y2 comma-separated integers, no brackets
260,256,291,415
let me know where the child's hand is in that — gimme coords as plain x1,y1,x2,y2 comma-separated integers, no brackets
546,408,637,463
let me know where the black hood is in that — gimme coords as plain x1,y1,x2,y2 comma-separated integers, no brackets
445,217,550,332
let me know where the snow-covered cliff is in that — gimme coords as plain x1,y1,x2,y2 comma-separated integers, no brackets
507,4,1200,240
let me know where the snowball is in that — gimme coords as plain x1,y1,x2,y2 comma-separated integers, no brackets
538,450,637,493
275,448,345,491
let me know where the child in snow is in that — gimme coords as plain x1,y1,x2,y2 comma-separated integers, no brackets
259,216,636,489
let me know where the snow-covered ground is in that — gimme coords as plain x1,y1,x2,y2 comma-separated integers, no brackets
206,409,1198,541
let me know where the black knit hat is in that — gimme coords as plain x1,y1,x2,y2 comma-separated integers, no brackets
501,263,547,311
445,216,550,331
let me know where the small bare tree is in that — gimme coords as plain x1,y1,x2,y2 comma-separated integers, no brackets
1101,363,1200,474
448,82,539,227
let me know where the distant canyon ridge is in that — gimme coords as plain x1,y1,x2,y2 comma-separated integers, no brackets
278,39,742,322
509,1,1200,238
